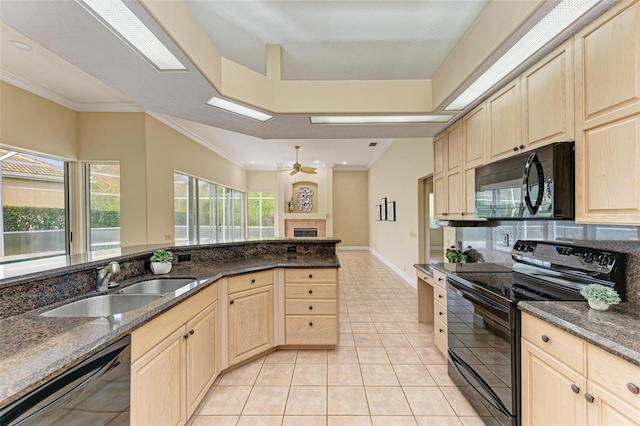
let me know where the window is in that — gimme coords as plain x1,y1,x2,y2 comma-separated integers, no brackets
85,163,120,251
0,149,69,262
174,172,245,244
247,192,275,239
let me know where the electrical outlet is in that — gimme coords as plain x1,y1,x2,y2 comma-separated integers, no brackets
287,246,297,253
502,234,510,247
178,254,191,262
164,234,172,240
457,240,462,250
409,231,417,239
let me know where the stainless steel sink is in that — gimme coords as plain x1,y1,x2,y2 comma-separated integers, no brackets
40,294,164,317
118,278,196,295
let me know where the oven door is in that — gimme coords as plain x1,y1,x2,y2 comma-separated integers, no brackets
446,279,517,426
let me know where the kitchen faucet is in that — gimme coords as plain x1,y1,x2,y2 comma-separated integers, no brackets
96,261,121,292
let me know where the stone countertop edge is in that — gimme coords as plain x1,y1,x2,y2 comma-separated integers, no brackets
413,263,433,276
518,301,640,367
0,256,340,409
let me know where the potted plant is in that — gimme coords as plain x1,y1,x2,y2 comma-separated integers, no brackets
150,249,173,275
445,246,468,264
580,283,621,311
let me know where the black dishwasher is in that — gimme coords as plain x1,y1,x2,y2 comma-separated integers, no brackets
0,335,130,426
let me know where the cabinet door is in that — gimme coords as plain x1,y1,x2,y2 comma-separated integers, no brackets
522,39,574,147
186,302,217,418
228,285,274,365
131,327,186,426
575,0,640,128
575,114,640,225
434,133,446,177
433,175,446,219
487,79,523,162
446,122,463,218
521,339,587,426
463,102,486,169
462,167,477,217
587,381,640,426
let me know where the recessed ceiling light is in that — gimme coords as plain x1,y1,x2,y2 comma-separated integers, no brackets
310,115,453,124
206,97,273,122
78,0,187,71
342,161,347,165
314,161,320,164
445,0,599,111
8,40,32,51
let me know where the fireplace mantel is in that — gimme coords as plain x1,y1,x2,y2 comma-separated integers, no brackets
284,213,326,220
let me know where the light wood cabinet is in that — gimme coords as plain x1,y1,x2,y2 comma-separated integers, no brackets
416,268,447,356
131,284,217,426
574,0,640,225
521,312,640,426
461,102,486,217
522,39,574,148
433,121,463,219
487,78,523,162
434,133,446,177
521,338,587,426
285,268,338,346
228,284,274,364
186,302,216,418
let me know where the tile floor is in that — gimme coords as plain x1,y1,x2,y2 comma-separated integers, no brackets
191,251,498,426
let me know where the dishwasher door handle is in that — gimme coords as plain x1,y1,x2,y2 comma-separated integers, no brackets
0,335,130,426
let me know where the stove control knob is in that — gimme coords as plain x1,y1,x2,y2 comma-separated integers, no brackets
598,256,610,266
584,253,594,264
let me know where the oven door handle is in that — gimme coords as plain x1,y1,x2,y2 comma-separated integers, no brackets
447,279,510,315
449,350,513,417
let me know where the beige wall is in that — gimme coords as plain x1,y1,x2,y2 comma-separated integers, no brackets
0,81,78,160
333,171,369,247
144,115,247,244
78,112,148,247
369,137,433,276
246,170,277,193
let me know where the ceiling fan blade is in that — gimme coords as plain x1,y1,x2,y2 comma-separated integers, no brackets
278,168,294,172
300,166,317,174
290,169,299,176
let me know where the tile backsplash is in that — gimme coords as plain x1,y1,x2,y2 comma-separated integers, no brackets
455,220,640,304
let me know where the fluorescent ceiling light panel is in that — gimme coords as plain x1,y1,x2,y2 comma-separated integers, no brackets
445,0,599,111
79,0,187,71
206,97,273,122
310,115,453,124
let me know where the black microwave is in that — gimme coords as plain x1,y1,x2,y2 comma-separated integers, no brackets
475,142,574,220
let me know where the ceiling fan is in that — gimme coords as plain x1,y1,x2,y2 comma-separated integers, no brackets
282,145,317,175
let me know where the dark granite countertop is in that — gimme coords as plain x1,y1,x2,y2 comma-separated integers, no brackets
0,255,340,408
414,262,514,276
519,301,640,367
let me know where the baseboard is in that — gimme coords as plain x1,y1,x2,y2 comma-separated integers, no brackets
368,248,416,288
337,246,370,251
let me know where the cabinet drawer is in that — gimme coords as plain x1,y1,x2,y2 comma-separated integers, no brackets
434,285,447,305
286,315,337,345
433,270,447,288
588,344,640,408
285,284,337,299
434,316,448,356
416,269,432,283
521,312,586,374
228,270,273,294
434,299,447,322
286,299,337,315
285,268,337,283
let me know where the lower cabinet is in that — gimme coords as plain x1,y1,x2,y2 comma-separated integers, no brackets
228,284,274,365
521,312,640,426
131,284,217,426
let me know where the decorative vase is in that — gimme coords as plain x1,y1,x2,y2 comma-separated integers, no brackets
587,299,610,311
150,262,172,275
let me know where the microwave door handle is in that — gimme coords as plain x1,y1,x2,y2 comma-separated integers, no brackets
522,152,544,215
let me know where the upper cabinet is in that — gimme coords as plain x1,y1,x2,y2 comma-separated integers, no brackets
462,102,486,217
522,39,575,148
433,122,463,219
574,0,640,225
486,78,523,162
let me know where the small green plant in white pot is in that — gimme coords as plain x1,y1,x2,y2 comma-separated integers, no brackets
580,283,621,311
150,249,173,275
445,246,468,263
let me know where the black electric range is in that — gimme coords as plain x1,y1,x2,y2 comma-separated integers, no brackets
444,240,626,426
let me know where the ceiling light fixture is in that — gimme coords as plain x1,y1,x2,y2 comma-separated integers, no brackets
78,0,187,71
445,0,599,111
8,40,32,51
310,115,453,124
206,97,273,122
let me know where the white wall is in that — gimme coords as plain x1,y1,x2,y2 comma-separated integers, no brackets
369,137,433,276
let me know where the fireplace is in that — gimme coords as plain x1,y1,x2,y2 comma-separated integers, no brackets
285,219,326,237
294,228,318,237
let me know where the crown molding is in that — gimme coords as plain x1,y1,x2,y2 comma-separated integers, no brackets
366,138,395,169
0,69,144,112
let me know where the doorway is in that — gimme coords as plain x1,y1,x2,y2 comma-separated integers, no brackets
418,176,444,263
